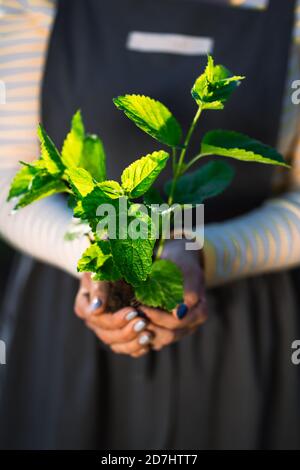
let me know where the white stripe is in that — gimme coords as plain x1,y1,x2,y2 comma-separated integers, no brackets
126,31,214,56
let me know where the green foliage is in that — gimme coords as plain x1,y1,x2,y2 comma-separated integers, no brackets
121,150,169,198
75,186,118,220
143,187,165,206
77,241,122,281
61,110,85,168
107,202,156,286
99,180,124,198
165,160,235,204
201,130,290,167
7,164,39,200
77,242,111,272
61,110,107,180
110,237,155,286
114,95,182,147
38,124,64,175
66,167,95,197
81,135,106,182
8,56,290,312
192,55,244,110
14,174,66,209
135,259,184,311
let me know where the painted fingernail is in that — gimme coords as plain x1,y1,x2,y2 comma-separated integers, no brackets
133,319,147,332
138,333,151,346
176,303,188,320
88,297,102,313
137,309,147,319
125,310,138,321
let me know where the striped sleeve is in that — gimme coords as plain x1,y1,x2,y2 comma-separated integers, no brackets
0,0,55,167
0,1,88,277
203,0,300,287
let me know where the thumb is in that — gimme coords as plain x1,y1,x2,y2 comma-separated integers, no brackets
88,280,110,315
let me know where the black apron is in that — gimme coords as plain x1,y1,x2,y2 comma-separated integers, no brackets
1,0,300,450
42,0,293,220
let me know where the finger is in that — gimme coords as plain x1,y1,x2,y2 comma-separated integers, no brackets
110,331,153,355
74,286,90,319
147,324,186,351
171,275,208,320
86,316,149,344
130,348,150,358
140,304,197,330
189,298,208,326
86,306,140,330
81,272,92,291
87,280,110,316
140,305,182,329
175,299,208,329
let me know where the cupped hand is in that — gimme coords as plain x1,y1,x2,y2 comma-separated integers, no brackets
74,239,207,357
74,273,153,358
141,239,208,351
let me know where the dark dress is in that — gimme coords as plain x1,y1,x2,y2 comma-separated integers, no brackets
1,0,300,450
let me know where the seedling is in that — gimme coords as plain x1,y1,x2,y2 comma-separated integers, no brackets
8,56,289,311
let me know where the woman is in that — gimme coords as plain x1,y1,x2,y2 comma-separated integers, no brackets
0,0,300,449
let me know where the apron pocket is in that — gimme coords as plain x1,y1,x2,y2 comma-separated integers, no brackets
126,31,214,56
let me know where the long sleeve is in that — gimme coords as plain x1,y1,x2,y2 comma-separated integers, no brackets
203,189,300,287
203,32,300,287
0,0,88,277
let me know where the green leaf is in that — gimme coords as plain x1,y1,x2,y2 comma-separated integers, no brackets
121,150,169,198
98,180,124,199
192,55,244,110
92,258,122,281
81,135,106,182
108,200,156,284
78,186,119,220
110,237,155,286
38,124,64,174
77,242,111,273
14,174,66,209
201,130,290,167
65,167,95,197
135,259,184,311
91,241,122,282
7,164,39,200
143,187,165,206
61,110,85,168
77,241,122,281
165,160,235,204
113,94,182,147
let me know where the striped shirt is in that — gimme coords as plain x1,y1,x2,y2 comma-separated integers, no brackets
0,0,300,285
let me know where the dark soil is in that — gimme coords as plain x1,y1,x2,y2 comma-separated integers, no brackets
106,280,141,312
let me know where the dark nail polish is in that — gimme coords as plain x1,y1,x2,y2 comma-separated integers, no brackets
137,309,147,319
177,303,188,319
88,297,102,313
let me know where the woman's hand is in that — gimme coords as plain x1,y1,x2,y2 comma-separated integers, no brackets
141,239,208,351
74,239,207,357
74,273,154,358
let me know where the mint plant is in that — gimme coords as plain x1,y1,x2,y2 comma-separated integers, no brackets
8,56,289,311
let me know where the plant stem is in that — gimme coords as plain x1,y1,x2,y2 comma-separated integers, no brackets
182,151,211,173
168,105,202,206
155,105,203,259
172,147,177,173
